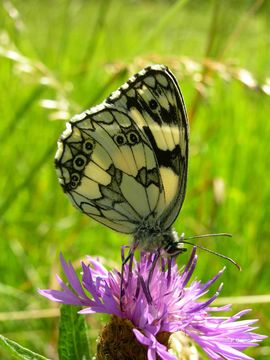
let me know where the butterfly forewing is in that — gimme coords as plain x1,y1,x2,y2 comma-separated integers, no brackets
105,65,189,229
55,64,188,241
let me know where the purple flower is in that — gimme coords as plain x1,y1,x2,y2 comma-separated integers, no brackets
39,248,266,360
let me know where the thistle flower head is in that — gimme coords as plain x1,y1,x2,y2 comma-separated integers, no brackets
39,248,266,360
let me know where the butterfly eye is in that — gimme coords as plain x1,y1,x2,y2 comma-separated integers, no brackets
70,173,80,189
83,139,94,154
127,131,140,145
73,154,87,171
114,133,127,146
149,99,158,110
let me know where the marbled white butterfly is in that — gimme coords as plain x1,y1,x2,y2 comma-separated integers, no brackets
55,64,189,255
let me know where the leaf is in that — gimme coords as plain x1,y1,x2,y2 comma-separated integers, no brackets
58,304,91,360
0,334,49,360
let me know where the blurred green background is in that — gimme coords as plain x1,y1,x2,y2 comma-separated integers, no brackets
0,0,269,359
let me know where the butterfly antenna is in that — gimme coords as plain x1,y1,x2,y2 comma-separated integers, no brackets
182,233,232,240
180,238,241,271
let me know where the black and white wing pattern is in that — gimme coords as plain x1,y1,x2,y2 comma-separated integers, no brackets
55,64,189,250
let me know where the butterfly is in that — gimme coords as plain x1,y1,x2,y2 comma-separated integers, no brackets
55,64,189,255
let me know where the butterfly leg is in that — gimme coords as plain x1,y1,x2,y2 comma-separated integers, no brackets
146,249,161,301
120,242,139,311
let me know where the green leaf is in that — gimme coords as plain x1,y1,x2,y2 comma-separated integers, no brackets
0,334,49,360
58,304,91,360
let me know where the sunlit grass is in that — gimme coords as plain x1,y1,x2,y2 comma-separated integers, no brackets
0,0,269,358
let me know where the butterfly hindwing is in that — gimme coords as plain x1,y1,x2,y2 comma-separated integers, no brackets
55,64,188,237
56,107,163,233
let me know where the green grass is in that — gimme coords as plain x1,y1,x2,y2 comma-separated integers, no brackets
0,0,269,358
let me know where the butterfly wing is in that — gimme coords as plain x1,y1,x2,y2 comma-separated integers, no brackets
106,64,189,230
56,104,163,233
55,65,188,233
